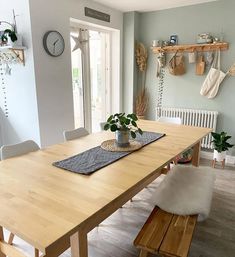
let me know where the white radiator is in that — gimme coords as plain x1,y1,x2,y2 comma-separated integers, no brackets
157,107,218,149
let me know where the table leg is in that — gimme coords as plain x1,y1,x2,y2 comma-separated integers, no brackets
8,232,14,245
139,249,148,257
70,230,88,257
0,227,6,257
192,141,201,167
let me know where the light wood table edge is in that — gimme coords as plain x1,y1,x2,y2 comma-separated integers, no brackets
43,166,166,257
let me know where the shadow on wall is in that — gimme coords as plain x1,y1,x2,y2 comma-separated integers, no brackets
0,108,20,147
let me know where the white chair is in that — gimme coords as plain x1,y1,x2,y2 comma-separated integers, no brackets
100,122,106,131
0,140,40,257
63,127,89,141
158,116,182,125
1,140,40,160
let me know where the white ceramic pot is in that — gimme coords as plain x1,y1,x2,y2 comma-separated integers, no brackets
213,150,226,162
7,34,22,47
115,130,130,147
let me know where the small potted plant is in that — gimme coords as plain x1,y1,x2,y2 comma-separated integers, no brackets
1,29,18,46
0,11,22,47
104,113,143,147
211,131,234,162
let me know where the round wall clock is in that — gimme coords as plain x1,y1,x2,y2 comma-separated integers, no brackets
43,31,65,57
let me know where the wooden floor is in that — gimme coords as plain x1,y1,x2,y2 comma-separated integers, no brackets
4,159,235,257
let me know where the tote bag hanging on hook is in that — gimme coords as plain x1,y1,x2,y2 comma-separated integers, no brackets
168,51,186,76
200,50,227,99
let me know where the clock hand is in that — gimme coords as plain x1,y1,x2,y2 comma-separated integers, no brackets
53,39,59,54
53,39,59,46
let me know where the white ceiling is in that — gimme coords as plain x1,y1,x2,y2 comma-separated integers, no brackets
93,0,217,12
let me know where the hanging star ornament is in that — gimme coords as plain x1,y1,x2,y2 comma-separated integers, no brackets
71,35,88,52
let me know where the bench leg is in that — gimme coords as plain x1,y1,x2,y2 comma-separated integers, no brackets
212,159,216,168
139,249,148,257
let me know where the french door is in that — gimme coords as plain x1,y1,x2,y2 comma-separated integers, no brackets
71,27,111,132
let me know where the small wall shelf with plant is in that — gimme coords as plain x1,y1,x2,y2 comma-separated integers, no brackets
0,46,26,66
0,10,26,66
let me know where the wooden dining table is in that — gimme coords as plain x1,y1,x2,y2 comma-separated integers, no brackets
0,120,211,257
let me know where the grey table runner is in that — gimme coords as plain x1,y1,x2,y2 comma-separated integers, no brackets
53,131,165,175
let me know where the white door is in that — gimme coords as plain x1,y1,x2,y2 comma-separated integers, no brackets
71,27,111,132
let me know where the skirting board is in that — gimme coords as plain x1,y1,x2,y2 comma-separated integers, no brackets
201,150,235,165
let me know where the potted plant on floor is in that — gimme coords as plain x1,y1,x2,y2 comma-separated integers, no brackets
211,131,234,164
104,113,143,147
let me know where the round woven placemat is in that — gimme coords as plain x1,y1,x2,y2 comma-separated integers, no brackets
101,139,142,152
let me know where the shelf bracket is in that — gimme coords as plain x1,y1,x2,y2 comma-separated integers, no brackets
10,49,25,66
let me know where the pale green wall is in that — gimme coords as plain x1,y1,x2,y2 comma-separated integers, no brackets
123,12,135,113
123,12,140,113
137,0,235,153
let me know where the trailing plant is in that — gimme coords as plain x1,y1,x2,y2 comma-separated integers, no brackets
156,67,165,118
104,113,143,139
1,29,17,43
211,131,234,153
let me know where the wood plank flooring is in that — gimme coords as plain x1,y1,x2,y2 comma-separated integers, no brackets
3,159,235,257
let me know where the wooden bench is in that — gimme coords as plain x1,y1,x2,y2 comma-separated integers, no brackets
134,207,198,257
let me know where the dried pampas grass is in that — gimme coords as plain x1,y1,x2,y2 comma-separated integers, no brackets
135,88,148,117
136,42,148,72
135,42,149,118
228,63,235,76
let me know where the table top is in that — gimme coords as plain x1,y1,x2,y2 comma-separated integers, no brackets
0,120,211,254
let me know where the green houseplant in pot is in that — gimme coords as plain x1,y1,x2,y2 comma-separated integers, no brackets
211,131,234,162
104,113,143,147
1,29,18,45
0,10,21,47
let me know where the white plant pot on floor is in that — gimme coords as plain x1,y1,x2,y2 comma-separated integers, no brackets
213,150,226,162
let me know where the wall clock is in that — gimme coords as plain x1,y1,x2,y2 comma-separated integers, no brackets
43,31,65,57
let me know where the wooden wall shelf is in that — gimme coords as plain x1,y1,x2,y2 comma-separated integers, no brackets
0,46,26,65
151,42,229,54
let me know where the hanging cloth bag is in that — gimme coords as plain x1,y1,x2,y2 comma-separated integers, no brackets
196,54,205,75
168,51,186,76
200,51,227,99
